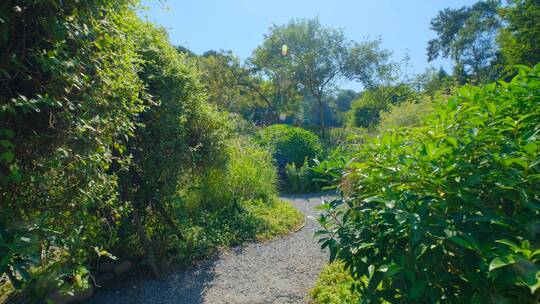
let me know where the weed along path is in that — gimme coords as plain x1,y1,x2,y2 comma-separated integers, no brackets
87,193,330,304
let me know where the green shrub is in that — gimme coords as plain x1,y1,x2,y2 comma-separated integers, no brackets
311,262,361,304
111,20,233,280
347,84,416,129
0,3,283,300
256,124,322,170
283,160,321,193
318,65,540,303
196,137,278,211
378,95,437,130
242,199,304,241
157,198,304,265
0,1,143,297
152,134,285,263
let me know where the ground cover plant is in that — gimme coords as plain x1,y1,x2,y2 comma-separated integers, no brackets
311,262,361,304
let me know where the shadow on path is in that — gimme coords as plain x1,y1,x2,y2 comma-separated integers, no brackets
86,194,330,304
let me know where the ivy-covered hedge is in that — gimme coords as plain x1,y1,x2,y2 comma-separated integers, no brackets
1,0,144,296
318,65,540,303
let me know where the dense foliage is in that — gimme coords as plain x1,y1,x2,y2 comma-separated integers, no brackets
2,0,539,302
378,96,437,130
347,85,417,129
251,18,394,135
0,1,301,301
311,262,360,304
427,0,501,84
283,160,324,194
499,0,540,67
256,124,322,170
427,0,540,84
1,0,144,295
317,65,540,303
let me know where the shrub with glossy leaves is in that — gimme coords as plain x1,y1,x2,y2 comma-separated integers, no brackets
318,65,540,303
256,124,322,170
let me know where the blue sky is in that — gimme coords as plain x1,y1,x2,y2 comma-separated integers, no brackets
139,0,477,90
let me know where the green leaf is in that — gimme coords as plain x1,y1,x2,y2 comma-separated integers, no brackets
449,236,476,251
379,264,401,277
503,157,528,169
489,255,517,271
445,136,458,147
0,140,14,148
523,142,537,154
529,277,540,294
410,282,425,299
1,152,14,162
486,103,496,113
495,239,520,250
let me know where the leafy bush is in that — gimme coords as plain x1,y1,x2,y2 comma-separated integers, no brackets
148,133,287,266
195,137,278,211
0,3,288,300
318,65,540,303
0,0,143,297
347,84,416,129
112,20,233,279
283,159,323,193
323,127,369,148
158,198,304,266
242,199,304,241
256,124,322,170
378,96,437,130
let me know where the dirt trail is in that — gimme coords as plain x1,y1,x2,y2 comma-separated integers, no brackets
87,193,330,304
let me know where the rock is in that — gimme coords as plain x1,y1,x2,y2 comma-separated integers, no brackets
99,261,116,273
95,272,115,286
113,261,131,275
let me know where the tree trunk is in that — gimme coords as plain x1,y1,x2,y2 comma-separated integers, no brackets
317,95,326,138
152,200,185,241
133,210,160,279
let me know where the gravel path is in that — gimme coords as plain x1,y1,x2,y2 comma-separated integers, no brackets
87,193,330,304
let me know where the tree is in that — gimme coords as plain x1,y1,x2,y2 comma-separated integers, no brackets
498,0,540,66
252,18,394,136
193,50,301,124
122,23,229,277
175,45,196,57
335,89,358,113
347,84,416,129
427,0,501,84
194,51,248,111
248,43,304,123
412,67,455,97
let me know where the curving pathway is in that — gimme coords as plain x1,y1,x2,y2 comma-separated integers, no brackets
87,193,330,304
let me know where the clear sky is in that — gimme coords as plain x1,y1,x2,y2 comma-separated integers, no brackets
139,0,477,90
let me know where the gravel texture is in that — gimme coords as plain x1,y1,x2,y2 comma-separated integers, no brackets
86,193,331,304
